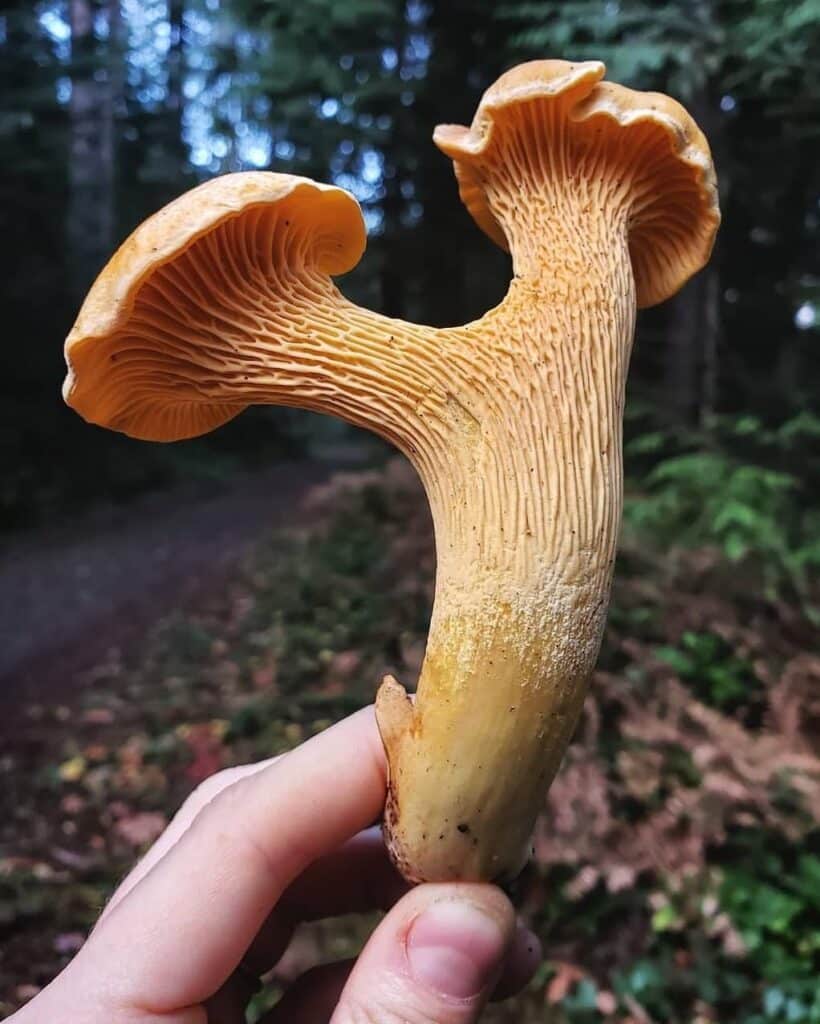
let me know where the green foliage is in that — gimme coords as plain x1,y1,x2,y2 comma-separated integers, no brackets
233,481,429,696
0,868,107,932
533,837,820,1023
629,452,801,571
499,0,820,424
655,630,757,708
542,834,820,1024
498,0,820,121
498,0,724,96
723,0,820,123
719,838,820,1023
625,412,820,600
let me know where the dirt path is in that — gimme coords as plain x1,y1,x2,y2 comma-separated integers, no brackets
0,458,348,722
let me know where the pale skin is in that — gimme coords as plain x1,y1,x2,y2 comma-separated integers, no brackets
10,708,541,1024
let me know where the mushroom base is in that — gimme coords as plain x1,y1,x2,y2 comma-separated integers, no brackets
375,570,610,883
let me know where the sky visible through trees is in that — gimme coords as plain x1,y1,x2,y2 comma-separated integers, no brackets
36,0,433,231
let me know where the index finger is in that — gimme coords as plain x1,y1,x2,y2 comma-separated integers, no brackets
76,706,387,1015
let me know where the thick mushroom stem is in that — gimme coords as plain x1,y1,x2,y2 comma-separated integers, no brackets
377,175,636,882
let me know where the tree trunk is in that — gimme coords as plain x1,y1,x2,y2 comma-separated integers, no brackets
167,0,186,163
420,0,507,326
378,185,406,325
664,263,721,426
378,1,407,319
699,262,721,424
663,0,724,426
67,0,116,299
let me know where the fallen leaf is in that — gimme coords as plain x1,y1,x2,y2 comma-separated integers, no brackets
60,794,86,815
546,962,585,1004
107,801,131,820
252,663,278,690
115,811,167,847
597,990,618,1015
58,756,87,783
0,856,40,876
623,994,656,1024
617,748,663,800
284,723,303,745
606,864,636,892
82,708,114,725
180,722,225,784
327,650,361,679
82,766,112,797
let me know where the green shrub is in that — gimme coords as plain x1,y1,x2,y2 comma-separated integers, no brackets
624,412,820,603
655,630,759,710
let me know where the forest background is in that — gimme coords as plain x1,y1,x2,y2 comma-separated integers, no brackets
1,2,819,1021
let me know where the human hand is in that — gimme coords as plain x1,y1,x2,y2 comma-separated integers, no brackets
13,707,541,1023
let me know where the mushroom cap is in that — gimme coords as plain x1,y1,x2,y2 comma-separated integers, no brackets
433,60,720,308
63,172,365,441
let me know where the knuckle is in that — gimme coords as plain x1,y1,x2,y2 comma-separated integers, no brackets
335,1004,412,1024
196,771,252,822
334,987,448,1024
180,753,284,822
184,764,249,816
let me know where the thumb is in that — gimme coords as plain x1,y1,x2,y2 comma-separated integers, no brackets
331,883,516,1024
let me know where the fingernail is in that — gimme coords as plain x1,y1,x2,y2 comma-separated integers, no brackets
407,899,508,999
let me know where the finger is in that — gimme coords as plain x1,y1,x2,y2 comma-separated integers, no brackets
330,883,516,1024
244,827,409,976
257,960,355,1024
101,756,282,922
258,919,540,1024
75,706,386,1014
248,832,537,991
251,836,537,982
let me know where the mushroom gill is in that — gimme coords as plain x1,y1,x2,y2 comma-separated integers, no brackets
63,59,720,884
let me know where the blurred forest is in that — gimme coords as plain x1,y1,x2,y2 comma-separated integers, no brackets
2,1,820,1022
1,0,819,530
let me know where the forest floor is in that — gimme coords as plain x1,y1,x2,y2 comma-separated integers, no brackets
1,459,818,1022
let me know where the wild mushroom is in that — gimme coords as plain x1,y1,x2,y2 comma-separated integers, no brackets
64,60,719,883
